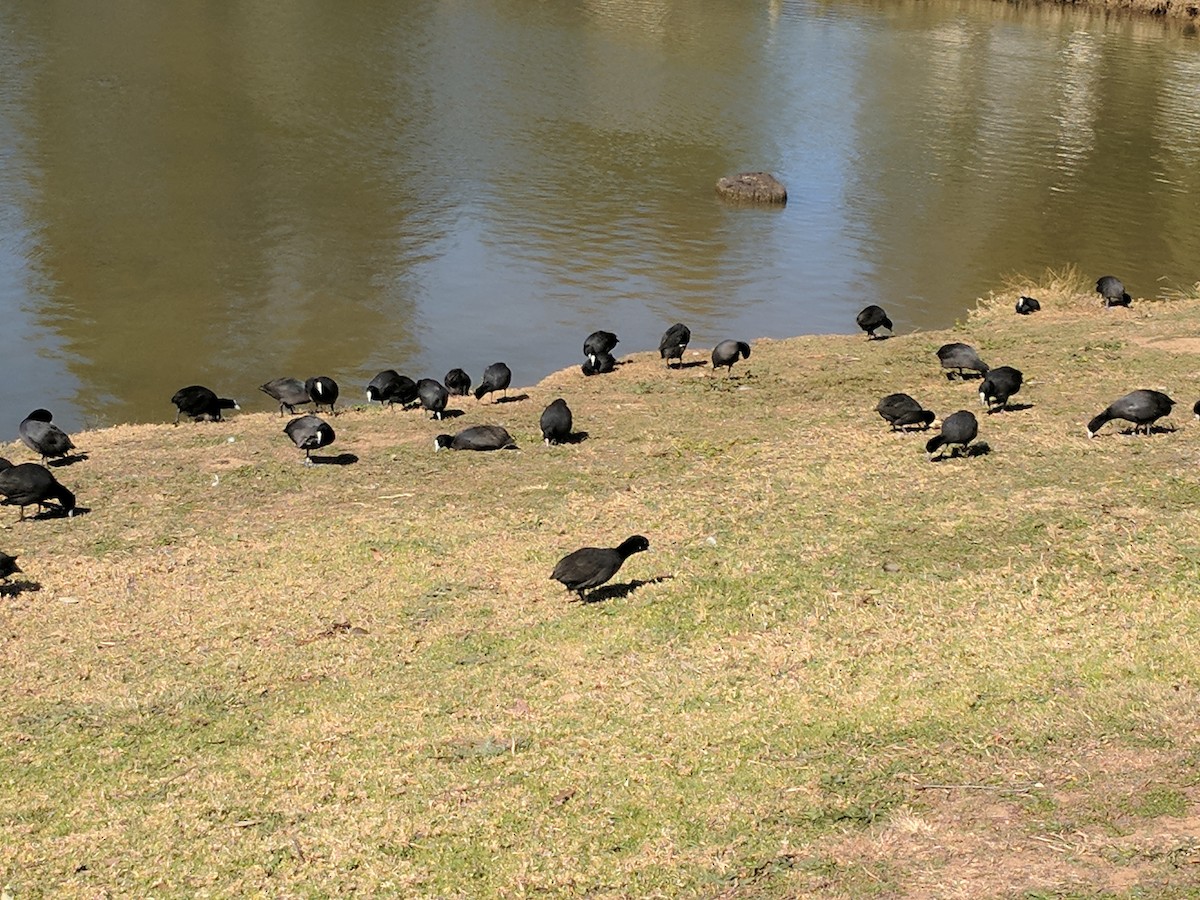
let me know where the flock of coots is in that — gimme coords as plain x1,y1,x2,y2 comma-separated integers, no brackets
0,277,1182,598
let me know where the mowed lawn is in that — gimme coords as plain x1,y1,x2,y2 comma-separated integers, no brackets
4,275,1200,897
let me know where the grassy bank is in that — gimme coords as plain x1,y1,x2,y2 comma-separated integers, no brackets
5,271,1200,897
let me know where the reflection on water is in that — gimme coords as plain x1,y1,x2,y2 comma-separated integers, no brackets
0,0,1198,431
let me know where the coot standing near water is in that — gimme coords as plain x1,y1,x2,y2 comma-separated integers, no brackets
1016,296,1041,315
305,376,339,416
171,386,239,424
0,460,76,519
711,340,751,376
551,535,650,601
417,378,450,419
1096,275,1132,308
19,410,76,462
582,351,616,376
659,324,691,369
856,305,892,339
475,363,512,403
260,377,311,415
445,368,472,397
583,331,619,364
367,370,418,409
284,415,335,464
540,398,573,445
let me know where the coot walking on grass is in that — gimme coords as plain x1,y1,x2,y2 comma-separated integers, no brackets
1087,390,1174,438
925,410,979,460
260,377,311,415
19,410,76,462
979,366,1024,412
171,386,239,424
551,535,650,601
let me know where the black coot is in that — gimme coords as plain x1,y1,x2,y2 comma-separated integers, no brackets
582,351,616,376
1096,275,1132,308
979,366,1024,412
1015,296,1041,315
1087,390,1174,438
0,460,76,519
171,386,239,424
937,343,990,379
474,363,512,402
366,370,418,408
925,410,979,460
19,410,76,462
305,376,339,415
856,305,892,339
417,379,449,419
444,368,472,396
284,415,335,464
659,323,691,369
540,398,573,445
551,535,650,601
434,425,518,451
711,340,751,376
0,550,20,581
260,377,311,415
876,394,935,431
583,331,619,363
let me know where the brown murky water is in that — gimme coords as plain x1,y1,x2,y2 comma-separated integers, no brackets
1,0,1198,430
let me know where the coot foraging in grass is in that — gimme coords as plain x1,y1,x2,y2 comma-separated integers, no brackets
305,376,339,416
583,331,619,364
659,323,691,369
711,340,751,376
876,393,935,431
1087,390,1175,438
540,398,573,445
434,425,518,451
171,386,239,424
979,366,1024,412
260,377,311,415
444,368,472,397
925,410,979,460
284,415,335,464
0,551,20,581
1016,296,1041,315
0,460,76,519
582,351,616,376
1096,275,1132,308
551,535,650,601
366,370,418,409
474,363,512,402
19,410,76,462
937,343,990,379
417,378,449,419
856,305,892,339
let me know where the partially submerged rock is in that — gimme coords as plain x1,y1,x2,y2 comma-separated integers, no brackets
715,172,787,205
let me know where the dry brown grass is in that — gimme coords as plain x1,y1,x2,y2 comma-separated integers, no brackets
5,275,1200,896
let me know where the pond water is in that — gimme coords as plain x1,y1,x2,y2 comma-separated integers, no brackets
1,0,1198,431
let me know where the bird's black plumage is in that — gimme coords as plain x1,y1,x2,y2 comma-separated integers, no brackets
659,323,691,368
540,398,573,445
305,376,339,415
550,535,649,600
171,386,239,424
937,343,990,379
582,351,615,376
583,331,619,363
0,461,76,519
1096,275,1132,308
711,340,751,376
444,368,472,396
1193,398,1200,422
876,393,935,431
260,377,311,415
925,410,979,460
417,378,449,419
284,415,335,464
434,425,517,451
1087,390,1174,438
366,370,418,408
0,550,20,581
19,410,75,462
1016,296,1041,315
856,305,892,339
979,366,1024,412
474,363,512,402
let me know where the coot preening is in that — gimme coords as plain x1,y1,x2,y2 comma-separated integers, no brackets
925,410,979,460
856,305,892,340
979,366,1024,412
284,415,335,464
434,425,517,451
711,340,751,376
540,398,573,445
305,376,339,416
583,331,619,363
366,370,418,409
445,368,472,397
1087,390,1175,438
475,362,512,402
659,323,691,369
0,551,19,581
876,393,935,431
19,410,76,462
1016,296,1041,315
0,460,76,519
937,343,990,379
416,378,449,419
582,351,616,376
1096,275,1132,308
550,535,650,601
260,377,311,415
171,386,239,424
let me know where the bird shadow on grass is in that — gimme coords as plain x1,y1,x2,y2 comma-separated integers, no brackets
436,410,465,420
17,504,90,520
945,372,986,381
1117,424,1177,436
579,574,673,605
671,360,708,370
310,453,359,466
493,394,530,405
866,334,893,342
986,402,1034,414
48,453,89,467
929,442,992,463
560,431,590,445
0,579,41,597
